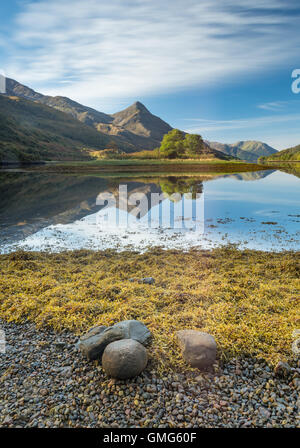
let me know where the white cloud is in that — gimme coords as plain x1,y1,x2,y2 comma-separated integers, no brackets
257,101,288,111
184,113,300,133
183,113,300,149
3,0,300,109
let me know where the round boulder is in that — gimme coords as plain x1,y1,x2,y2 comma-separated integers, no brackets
102,339,148,379
176,330,217,370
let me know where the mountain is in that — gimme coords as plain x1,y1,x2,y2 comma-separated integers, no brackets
5,78,172,151
205,140,277,162
111,101,172,145
258,144,300,162
0,95,121,164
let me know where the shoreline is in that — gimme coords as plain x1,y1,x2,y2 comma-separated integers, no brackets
0,160,274,174
0,319,299,428
0,247,299,428
0,247,298,368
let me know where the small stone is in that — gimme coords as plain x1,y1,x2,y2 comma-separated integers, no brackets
258,407,271,419
53,341,66,351
140,277,155,285
274,361,291,378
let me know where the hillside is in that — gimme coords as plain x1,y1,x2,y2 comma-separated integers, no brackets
0,95,121,164
259,144,300,162
206,140,277,162
5,79,172,151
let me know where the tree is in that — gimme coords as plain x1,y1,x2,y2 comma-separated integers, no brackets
184,134,205,156
159,129,185,159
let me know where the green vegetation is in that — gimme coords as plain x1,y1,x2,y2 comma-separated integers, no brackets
259,144,300,163
158,129,232,160
22,159,269,176
159,129,186,158
0,248,298,372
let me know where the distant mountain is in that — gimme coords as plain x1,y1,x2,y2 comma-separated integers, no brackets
0,95,119,164
205,140,277,162
5,78,172,151
259,144,300,162
227,170,274,181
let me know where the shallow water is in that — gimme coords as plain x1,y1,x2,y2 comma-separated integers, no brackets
0,169,299,252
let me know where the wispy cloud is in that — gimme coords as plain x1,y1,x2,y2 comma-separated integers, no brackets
184,113,300,133
257,101,289,111
2,0,300,109
182,113,300,149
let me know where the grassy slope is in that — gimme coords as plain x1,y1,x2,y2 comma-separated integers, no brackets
0,95,114,163
259,144,300,162
0,248,298,372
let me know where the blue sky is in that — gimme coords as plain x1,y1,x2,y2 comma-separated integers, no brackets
1,0,300,149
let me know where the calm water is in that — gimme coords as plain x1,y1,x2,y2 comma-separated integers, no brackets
0,169,299,252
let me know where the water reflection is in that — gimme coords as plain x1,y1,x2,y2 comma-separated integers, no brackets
0,169,299,252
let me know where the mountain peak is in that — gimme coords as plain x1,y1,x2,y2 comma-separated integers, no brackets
112,101,172,141
120,101,149,114
132,101,147,110
3,78,172,151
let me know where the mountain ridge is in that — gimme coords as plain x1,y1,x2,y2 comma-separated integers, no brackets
259,144,300,162
0,95,123,163
5,78,172,151
205,140,277,162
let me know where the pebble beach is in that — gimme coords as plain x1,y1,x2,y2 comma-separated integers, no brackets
1,320,299,429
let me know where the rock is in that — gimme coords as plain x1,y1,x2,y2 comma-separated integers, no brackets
40,388,48,397
274,361,291,378
102,339,148,379
53,341,66,351
141,277,155,285
77,325,122,361
258,407,271,419
113,320,151,345
176,330,217,370
78,320,151,361
58,366,72,377
129,277,155,284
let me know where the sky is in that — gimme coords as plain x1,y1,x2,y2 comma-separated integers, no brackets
1,0,300,149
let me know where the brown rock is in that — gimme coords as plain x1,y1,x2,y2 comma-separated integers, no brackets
102,339,148,379
176,330,217,370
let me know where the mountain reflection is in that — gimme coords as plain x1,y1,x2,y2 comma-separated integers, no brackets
0,170,275,246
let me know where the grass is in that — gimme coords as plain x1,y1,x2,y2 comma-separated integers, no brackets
0,248,299,373
23,160,271,175
49,159,247,166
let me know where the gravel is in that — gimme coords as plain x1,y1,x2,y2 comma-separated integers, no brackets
0,320,299,428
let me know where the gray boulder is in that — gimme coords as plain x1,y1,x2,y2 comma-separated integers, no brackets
77,325,122,361
78,320,151,361
113,320,151,345
176,330,217,370
102,339,148,379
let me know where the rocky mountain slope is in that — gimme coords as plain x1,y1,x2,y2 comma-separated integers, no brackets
5,79,172,151
0,95,119,163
